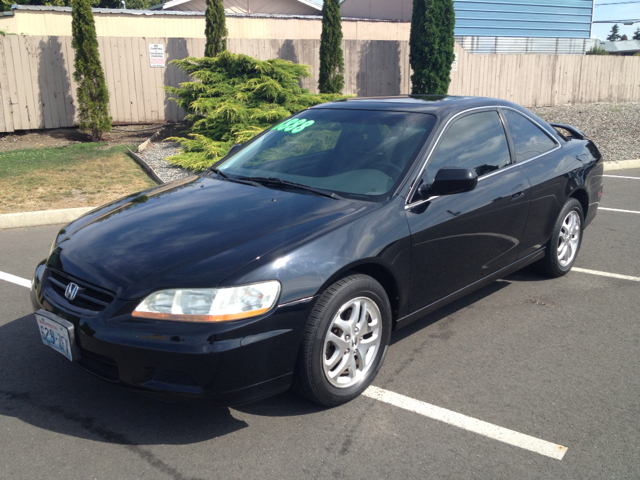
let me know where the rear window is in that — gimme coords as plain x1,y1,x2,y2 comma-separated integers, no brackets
503,110,557,162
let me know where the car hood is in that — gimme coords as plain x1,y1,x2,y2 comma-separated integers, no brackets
47,175,369,299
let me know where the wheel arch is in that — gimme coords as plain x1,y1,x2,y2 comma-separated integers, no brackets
569,187,589,219
318,260,402,325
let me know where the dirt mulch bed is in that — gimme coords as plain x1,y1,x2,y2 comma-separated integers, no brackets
0,124,188,154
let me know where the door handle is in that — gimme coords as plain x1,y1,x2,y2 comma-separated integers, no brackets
511,191,525,200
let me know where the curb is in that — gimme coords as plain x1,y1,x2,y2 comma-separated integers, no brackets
0,207,95,230
2,159,639,230
603,159,640,171
137,130,161,154
127,148,164,185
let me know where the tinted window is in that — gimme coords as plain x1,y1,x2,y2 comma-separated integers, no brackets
503,109,557,162
425,111,511,181
219,109,436,201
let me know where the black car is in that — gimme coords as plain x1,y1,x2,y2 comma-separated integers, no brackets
32,96,603,406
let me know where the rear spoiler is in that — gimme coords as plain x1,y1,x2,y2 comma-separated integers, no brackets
550,123,587,140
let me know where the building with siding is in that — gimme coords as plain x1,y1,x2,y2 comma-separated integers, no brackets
159,0,595,54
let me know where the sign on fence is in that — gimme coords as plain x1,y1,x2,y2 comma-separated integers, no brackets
149,44,165,67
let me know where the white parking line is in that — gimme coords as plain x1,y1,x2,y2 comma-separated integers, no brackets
599,207,640,215
572,267,640,282
603,175,640,180
0,271,31,288
364,386,567,460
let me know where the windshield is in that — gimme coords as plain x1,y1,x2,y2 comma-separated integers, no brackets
216,108,436,201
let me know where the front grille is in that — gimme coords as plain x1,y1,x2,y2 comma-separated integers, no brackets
152,368,200,387
44,268,114,315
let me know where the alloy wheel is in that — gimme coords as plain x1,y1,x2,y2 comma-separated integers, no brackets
322,296,382,388
557,210,581,267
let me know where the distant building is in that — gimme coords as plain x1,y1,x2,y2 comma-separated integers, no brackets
161,0,323,14
597,39,640,55
159,0,595,54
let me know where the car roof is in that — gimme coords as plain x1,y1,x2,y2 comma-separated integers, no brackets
309,95,556,137
311,95,524,116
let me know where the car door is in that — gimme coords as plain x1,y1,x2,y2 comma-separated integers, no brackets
405,108,531,313
498,108,568,260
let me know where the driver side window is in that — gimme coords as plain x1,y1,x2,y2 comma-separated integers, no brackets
425,111,511,182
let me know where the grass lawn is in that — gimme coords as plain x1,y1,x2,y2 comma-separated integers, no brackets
0,143,158,214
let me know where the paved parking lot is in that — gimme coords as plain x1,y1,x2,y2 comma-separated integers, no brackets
1,168,639,479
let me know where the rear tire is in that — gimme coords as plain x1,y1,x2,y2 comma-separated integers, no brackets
293,274,392,407
535,198,584,277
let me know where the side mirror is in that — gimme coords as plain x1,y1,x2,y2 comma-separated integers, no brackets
227,143,244,156
420,167,478,198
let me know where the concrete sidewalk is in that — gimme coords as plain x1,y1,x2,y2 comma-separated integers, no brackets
1,159,639,230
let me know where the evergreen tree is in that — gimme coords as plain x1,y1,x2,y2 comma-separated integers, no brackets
165,52,345,171
634,27,640,41
409,0,456,95
607,24,621,41
71,0,111,141
204,0,227,57
318,0,344,94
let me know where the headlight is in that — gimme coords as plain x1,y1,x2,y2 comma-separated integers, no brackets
132,281,281,323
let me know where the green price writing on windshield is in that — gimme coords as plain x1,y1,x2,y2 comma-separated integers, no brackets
273,118,315,134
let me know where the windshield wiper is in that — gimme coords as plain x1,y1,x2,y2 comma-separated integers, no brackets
237,176,341,200
207,167,229,179
206,168,260,187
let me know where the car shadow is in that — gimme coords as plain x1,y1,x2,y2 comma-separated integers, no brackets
1,268,548,432
0,314,248,447
389,278,513,345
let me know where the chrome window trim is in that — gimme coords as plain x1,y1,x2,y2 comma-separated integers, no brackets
405,105,561,209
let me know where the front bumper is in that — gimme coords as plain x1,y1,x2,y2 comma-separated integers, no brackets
31,263,312,405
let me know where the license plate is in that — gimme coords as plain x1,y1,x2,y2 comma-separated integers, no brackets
36,310,77,361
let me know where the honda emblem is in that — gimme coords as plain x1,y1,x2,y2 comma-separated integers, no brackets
65,282,80,301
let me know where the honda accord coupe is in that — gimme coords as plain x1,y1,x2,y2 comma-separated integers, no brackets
32,95,603,406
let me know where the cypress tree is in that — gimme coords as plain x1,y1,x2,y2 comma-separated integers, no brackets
165,52,345,171
71,0,111,141
204,0,227,57
318,0,344,94
409,0,455,95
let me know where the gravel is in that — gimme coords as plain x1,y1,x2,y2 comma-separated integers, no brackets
137,102,640,183
137,142,192,183
530,102,640,163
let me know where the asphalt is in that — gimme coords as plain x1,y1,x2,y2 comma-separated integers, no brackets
0,168,639,480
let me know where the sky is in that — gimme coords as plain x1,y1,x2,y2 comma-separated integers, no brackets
589,1,638,39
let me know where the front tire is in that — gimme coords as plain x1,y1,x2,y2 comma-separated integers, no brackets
536,198,584,277
294,274,392,406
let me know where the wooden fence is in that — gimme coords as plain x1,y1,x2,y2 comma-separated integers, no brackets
1,35,639,133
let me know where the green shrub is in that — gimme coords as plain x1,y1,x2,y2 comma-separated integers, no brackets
165,51,347,171
586,45,609,55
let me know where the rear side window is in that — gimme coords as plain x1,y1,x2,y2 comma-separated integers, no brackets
425,110,511,181
503,109,557,162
